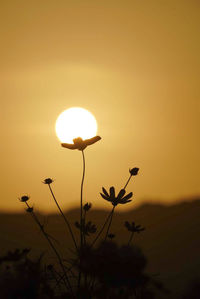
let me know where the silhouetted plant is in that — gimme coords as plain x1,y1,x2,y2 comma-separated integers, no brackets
0,249,54,299
125,221,145,245
16,135,165,298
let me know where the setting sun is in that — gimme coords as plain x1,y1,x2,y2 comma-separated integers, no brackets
55,107,98,143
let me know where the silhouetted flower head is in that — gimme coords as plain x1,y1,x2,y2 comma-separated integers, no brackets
43,178,53,185
75,221,97,236
83,202,92,212
19,195,30,202
61,136,101,151
125,221,145,233
100,187,133,206
26,207,33,213
129,167,139,176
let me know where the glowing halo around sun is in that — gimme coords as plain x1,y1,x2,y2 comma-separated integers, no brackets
55,107,98,143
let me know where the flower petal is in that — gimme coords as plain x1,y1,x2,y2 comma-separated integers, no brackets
119,199,132,204
117,189,126,200
100,193,110,201
61,143,77,150
84,136,101,146
102,187,109,197
122,192,133,201
73,137,87,150
125,221,131,230
109,186,115,199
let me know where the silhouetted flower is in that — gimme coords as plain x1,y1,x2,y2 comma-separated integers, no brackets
26,207,33,213
100,187,132,206
19,195,30,202
61,136,101,151
83,202,92,212
75,220,97,236
43,178,53,185
108,233,115,239
125,221,145,233
129,167,139,176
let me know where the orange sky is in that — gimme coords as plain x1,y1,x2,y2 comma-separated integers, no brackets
0,0,199,213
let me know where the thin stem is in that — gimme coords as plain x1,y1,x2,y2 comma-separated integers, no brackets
90,209,113,247
128,231,134,246
78,150,86,290
123,174,132,190
104,206,115,241
25,202,74,297
80,150,86,248
83,209,86,245
48,184,78,251
49,267,62,293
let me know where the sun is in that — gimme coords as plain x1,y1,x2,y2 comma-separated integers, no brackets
55,107,98,143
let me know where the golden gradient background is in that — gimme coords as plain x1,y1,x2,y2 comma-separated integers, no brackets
1,0,199,212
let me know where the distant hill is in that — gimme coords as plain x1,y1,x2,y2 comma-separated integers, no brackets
1,197,200,298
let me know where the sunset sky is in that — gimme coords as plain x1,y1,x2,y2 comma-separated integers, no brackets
1,0,199,213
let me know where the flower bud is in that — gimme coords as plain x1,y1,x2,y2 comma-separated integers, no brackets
129,167,139,176
20,195,30,202
83,202,92,211
43,178,53,185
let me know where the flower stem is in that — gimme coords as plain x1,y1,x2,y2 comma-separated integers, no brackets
123,174,132,190
104,206,115,241
80,150,85,248
78,149,86,290
83,209,86,245
48,184,78,251
25,202,74,297
128,231,134,246
91,210,113,247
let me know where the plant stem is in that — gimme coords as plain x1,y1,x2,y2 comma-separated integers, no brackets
104,206,115,241
80,151,85,249
80,150,86,248
48,184,78,251
83,209,86,245
128,231,134,246
78,150,86,290
25,202,74,297
90,209,113,247
123,174,132,190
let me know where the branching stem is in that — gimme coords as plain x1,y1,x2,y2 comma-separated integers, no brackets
90,209,113,247
48,184,78,251
25,202,74,297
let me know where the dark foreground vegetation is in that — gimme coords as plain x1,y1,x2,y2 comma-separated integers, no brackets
1,197,200,298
